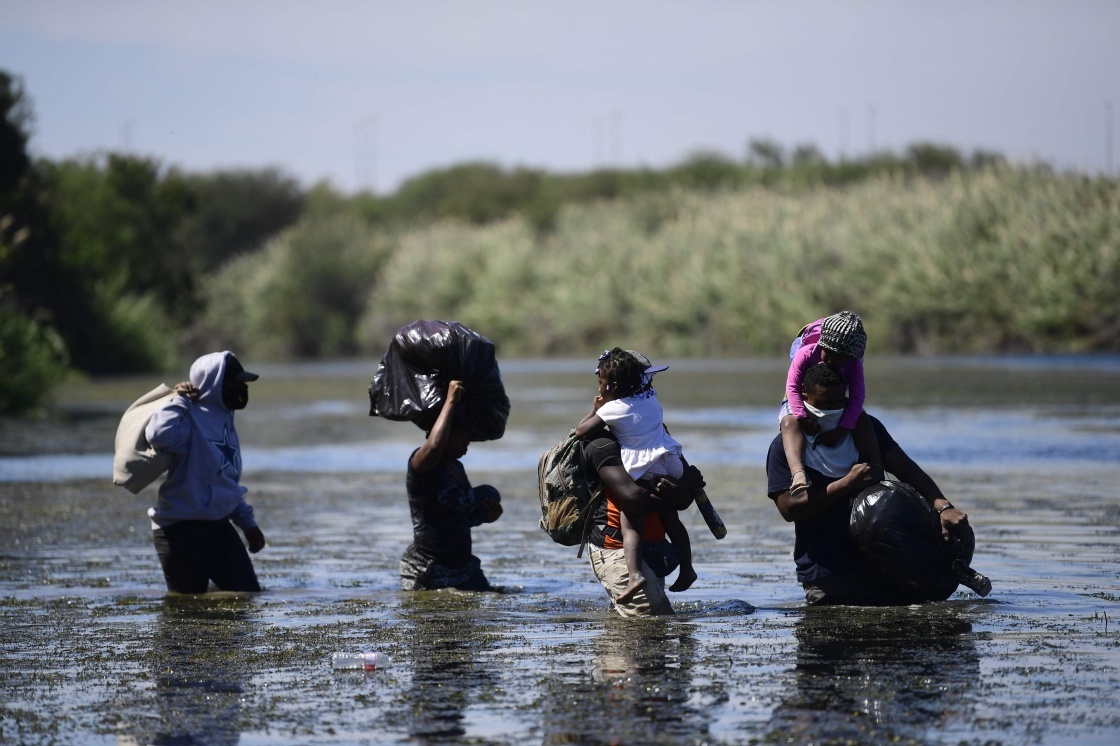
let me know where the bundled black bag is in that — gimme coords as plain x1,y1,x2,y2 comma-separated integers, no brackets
368,320,510,441
849,480,980,601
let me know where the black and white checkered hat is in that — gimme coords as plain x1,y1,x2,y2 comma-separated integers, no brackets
818,311,866,358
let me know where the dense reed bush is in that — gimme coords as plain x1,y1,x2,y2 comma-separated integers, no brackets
0,294,70,414
198,166,1118,360
196,214,393,360
352,167,1118,357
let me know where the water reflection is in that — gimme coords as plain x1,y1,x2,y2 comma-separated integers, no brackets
394,593,504,743
126,596,257,746
542,617,708,744
766,605,979,743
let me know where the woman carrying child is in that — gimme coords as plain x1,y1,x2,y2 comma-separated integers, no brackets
781,311,882,496
574,348,697,606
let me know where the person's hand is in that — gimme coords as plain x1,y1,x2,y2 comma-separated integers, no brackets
173,381,201,401
446,380,464,405
650,473,695,511
937,505,971,542
816,427,847,448
592,395,606,411
840,462,878,490
679,464,706,496
244,526,266,553
479,497,503,523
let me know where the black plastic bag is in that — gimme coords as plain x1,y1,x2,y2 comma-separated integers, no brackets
368,320,510,441
849,480,975,601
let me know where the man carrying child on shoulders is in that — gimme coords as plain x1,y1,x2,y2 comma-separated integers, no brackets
766,363,990,605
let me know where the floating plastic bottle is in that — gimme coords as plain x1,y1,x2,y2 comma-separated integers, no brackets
332,651,391,670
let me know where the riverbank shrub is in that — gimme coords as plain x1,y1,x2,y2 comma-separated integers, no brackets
351,166,1119,357
0,294,70,415
196,214,394,360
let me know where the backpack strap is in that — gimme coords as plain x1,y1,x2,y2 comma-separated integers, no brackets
575,488,604,559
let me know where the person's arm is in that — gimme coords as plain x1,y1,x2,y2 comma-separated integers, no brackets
145,398,193,454
883,443,972,542
228,499,266,552
772,462,877,522
574,397,608,439
596,463,658,516
410,380,463,474
785,346,814,420
652,462,704,511
838,358,866,431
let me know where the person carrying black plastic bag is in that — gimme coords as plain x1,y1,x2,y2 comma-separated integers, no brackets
398,380,503,591
369,321,508,590
765,363,991,605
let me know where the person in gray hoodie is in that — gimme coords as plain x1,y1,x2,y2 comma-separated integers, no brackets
145,351,266,593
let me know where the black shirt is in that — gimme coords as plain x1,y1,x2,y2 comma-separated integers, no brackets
765,415,897,584
581,437,621,548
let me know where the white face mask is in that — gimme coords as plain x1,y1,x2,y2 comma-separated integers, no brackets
804,401,846,433
800,400,858,478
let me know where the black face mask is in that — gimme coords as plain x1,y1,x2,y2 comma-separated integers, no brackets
222,376,249,410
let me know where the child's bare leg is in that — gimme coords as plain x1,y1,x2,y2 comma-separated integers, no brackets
661,508,696,592
781,414,811,495
853,411,883,474
614,509,648,605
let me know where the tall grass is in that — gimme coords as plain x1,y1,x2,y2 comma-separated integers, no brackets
196,214,393,360
207,166,1120,360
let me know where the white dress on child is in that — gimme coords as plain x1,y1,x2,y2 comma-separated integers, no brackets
596,393,685,480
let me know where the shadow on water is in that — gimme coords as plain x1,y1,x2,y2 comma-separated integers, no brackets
540,616,711,745
765,604,980,744
131,595,259,746
391,592,504,743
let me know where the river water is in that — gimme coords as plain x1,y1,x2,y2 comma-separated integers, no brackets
2,356,1119,744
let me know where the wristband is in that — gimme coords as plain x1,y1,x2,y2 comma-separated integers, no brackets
936,503,955,515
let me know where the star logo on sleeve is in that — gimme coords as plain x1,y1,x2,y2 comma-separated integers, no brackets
209,422,240,475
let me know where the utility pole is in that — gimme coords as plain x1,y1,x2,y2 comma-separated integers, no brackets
121,117,135,152
1106,100,1114,178
838,108,848,161
610,110,624,165
593,115,605,168
353,116,377,194
867,103,876,155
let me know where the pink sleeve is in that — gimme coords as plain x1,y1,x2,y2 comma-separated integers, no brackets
785,343,817,420
839,358,866,430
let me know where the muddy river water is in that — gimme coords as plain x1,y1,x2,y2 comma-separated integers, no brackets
2,356,1119,744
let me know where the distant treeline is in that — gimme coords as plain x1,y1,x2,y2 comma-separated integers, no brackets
2,69,1118,414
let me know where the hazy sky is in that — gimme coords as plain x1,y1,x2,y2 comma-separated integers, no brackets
2,1,1118,193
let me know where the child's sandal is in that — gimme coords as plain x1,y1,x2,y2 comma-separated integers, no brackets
790,470,812,497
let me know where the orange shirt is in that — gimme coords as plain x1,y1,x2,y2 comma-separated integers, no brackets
603,490,665,549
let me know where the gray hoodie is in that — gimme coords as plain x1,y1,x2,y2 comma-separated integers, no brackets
145,351,257,531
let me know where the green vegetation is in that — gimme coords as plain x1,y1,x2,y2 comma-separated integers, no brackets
349,168,1120,357
2,67,1118,414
